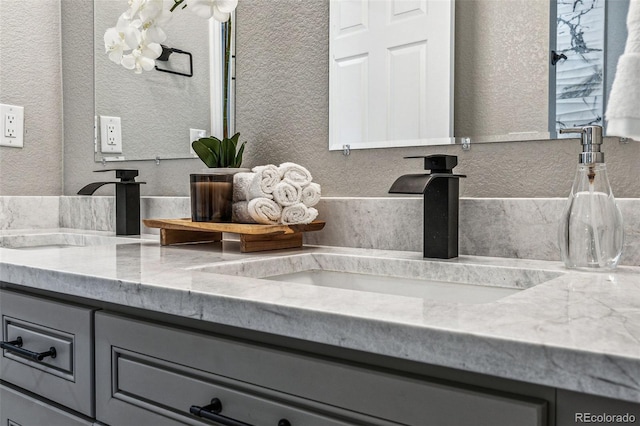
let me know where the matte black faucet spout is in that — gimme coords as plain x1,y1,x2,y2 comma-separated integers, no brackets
389,155,466,259
78,169,146,236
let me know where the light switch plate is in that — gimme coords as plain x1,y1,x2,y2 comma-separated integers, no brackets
100,115,122,153
0,104,24,148
190,128,207,157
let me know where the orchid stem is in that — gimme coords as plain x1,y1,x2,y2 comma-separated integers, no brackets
170,0,186,12
223,19,232,140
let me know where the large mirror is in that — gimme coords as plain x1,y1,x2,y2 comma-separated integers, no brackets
93,0,628,158
329,0,629,150
94,0,234,162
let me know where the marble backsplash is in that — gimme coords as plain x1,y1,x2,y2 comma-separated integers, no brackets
4,196,640,266
0,197,59,230
59,196,189,233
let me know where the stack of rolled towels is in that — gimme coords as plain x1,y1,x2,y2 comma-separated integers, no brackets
232,163,320,225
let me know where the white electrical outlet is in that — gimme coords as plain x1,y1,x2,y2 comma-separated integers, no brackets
0,104,24,148
190,128,207,157
100,116,122,153
5,114,16,137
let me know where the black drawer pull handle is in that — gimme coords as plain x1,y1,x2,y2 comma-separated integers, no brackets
190,398,254,426
0,336,57,361
189,398,292,426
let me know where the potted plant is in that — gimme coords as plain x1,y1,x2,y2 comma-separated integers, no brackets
190,133,248,222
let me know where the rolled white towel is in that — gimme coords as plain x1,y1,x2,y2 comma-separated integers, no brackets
605,0,640,140
251,164,281,194
606,54,640,140
300,182,321,207
278,162,312,187
233,172,255,202
272,181,302,207
281,203,318,225
231,201,257,223
247,198,282,225
244,174,274,200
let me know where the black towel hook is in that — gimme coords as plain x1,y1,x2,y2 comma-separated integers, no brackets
551,50,568,66
155,45,193,77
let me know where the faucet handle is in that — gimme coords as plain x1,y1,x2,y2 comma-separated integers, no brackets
404,154,458,173
93,169,139,182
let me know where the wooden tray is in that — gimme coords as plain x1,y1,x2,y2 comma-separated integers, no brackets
143,218,325,253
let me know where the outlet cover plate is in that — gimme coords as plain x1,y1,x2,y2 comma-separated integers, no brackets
100,115,122,153
0,104,24,148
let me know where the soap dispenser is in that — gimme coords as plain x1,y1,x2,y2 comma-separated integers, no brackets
558,125,623,270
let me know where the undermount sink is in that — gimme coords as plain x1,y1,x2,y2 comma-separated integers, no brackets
0,232,148,250
194,253,564,304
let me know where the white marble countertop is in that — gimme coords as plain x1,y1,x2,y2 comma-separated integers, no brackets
1,228,639,403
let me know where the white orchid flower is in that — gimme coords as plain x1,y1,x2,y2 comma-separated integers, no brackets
104,28,128,64
138,0,164,21
141,5,172,43
121,35,163,74
104,14,142,65
116,13,142,48
122,0,171,44
124,0,146,19
189,0,238,22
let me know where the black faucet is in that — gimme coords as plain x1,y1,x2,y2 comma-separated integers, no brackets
77,169,146,236
389,155,466,259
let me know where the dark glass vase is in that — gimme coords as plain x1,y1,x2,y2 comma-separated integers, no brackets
190,172,234,222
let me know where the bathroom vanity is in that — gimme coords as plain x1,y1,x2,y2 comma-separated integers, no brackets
1,229,640,426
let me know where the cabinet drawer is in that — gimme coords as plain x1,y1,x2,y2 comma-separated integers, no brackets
556,390,640,426
0,383,93,426
100,346,389,425
96,312,548,426
4,319,74,375
0,289,96,416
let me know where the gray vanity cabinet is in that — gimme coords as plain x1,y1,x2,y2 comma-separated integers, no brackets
0,383,94,426
95,311,548,426
0,289,97,418
9,286,637,426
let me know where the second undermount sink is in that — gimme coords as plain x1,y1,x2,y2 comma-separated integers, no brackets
194,253,564,304
0,232,148,250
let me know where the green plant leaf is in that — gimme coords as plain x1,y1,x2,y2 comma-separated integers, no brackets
225,138,235,167
230,132,240,148
218,138,226,167
193,134,245,168
230,133,244,167
233,141,246,167
198,137,225,167
198,137,222,154
191,140,216,168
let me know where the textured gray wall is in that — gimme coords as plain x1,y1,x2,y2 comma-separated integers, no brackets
62,0,640,198
0,0,63,196
454,0,549,137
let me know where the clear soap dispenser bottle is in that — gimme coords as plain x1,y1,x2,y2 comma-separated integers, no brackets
558,125,623,270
